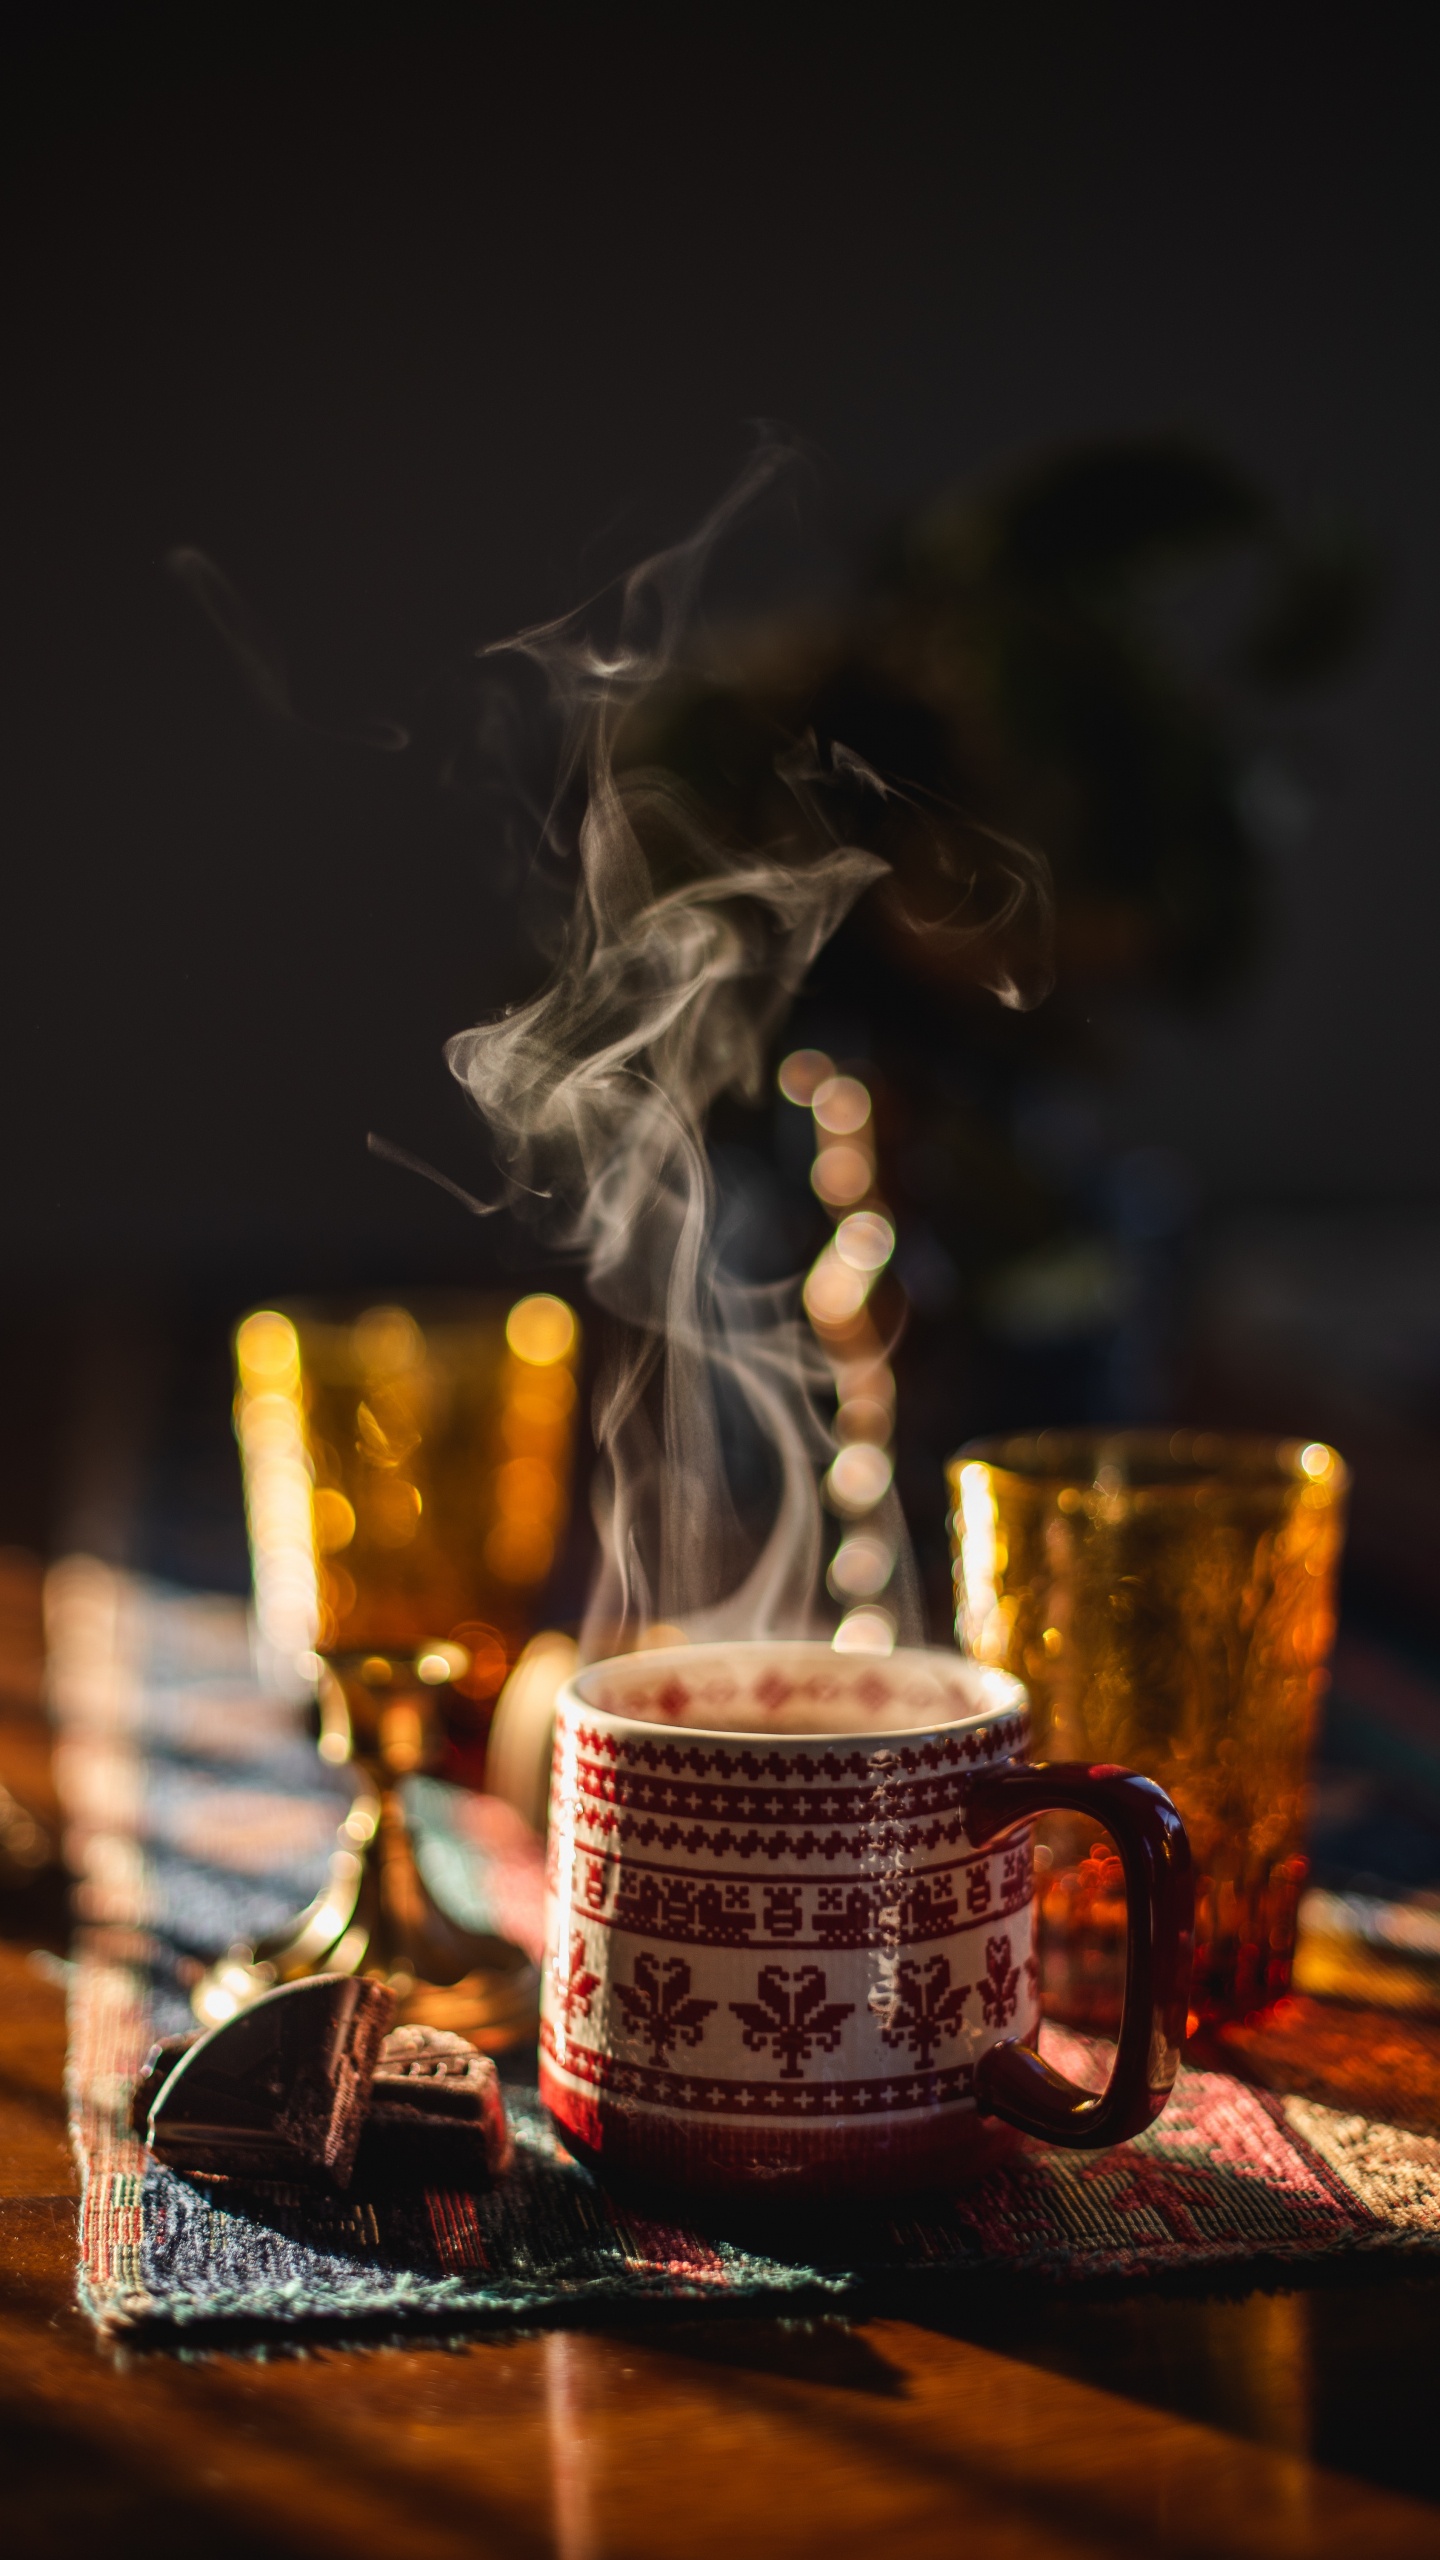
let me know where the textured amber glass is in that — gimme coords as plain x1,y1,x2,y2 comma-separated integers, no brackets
238,1294,580,1687
947,1431,1347,2029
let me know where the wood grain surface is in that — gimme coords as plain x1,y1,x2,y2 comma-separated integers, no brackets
2,1555,1439,2558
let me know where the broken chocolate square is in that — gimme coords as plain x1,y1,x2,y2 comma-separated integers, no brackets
146,1974,395,2187
361,2023,512,2179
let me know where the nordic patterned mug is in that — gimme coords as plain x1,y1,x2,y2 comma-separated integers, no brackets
540,1642,1192,2200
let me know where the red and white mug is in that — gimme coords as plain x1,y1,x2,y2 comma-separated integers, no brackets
541,1642,1192,2200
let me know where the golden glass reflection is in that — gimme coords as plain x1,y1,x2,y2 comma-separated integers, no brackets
311,1488,356,1553
236,1293,582,1689
485,1518,555,1583
233,1311,318,1687
948,1431,1348,2030
505,1293,577,1367
236,1309,302,1385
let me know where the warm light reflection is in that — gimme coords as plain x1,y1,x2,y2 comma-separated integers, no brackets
794,1065,910,1621
834,1210,895,1273
416,1640,471,1686
236,1309,301,1387
353,1305,425,1378
506,1293,578,1366
503,1375,577,1451
832,1605,896,1655
368,1475,422,1547
495,1455,561,1521
834,1356,895,1411
825,1442,894,1515
777,1048,835,1106
955,1460,1008,1661
635,1620,688,1650
485,1519,555,1582
827,1532,895,1600
811,1144,873,1208
311,1488,356,1553
448,1622,510,1700
835,1397,893,1445
812,1074,872,1136
803,1251,871,1328
233,1311,318,1690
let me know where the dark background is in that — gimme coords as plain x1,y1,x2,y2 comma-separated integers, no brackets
3,5,1438,1604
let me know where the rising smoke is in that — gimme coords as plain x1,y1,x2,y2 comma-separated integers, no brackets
174,442,1051,1657
444,451,882,1651
438,444,1049,1656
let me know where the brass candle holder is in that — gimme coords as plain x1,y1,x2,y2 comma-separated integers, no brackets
194,1292,580,2042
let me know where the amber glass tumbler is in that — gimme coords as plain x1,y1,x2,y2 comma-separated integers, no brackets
948,1431,1347,2030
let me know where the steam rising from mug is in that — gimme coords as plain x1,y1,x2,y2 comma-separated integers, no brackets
416,445,1050,1654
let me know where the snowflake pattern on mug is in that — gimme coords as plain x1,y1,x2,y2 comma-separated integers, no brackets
729,1965,856,2079
980,1933,1021,2028
614,1954,717,2066
876,1954,971,2069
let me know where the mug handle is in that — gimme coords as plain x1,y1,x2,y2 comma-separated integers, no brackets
967,1761,1194,2150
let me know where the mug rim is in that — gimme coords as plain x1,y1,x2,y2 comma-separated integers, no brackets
558,1637,1029,1747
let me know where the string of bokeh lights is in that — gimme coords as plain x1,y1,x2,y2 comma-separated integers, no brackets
779,1049,902,1655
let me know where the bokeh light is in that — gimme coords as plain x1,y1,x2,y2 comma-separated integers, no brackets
416,1640,471,1686
803,1252,871,1328
235,1309,301,1389
811,1145,873,1207
835,1397,893,1445
448,1622,511,1700
777,1048,834,1105
506,1293,577,1366
233,1311,318,1685
485,1519,555,1582
825,1442,895,1515
834,1210,895,1273
311,1488,356,1553
832,1605,897,1655
827,1532,896,1600
352,1305,425,1378
812,1074,872,1136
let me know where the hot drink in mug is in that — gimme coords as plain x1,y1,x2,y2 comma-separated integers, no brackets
541,1642,1192,2201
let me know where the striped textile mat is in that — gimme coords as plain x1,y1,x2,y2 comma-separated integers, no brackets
50,1560,1440,2343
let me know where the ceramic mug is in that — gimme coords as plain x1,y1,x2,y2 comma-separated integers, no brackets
540,1642,1192,2199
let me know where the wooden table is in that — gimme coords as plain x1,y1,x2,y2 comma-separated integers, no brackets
3,1567,1440,2557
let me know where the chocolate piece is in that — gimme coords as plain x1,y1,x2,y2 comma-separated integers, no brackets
362,2023,512,2179
147,1975,396,2187
130,2033,200,2136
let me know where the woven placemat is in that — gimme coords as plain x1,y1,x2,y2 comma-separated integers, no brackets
50,1560,1440,2343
